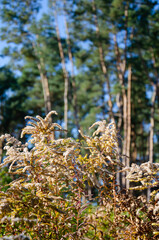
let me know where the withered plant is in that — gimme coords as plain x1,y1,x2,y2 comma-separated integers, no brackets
0,111,158,239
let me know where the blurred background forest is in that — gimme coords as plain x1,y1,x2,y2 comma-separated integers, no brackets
0,0,159,190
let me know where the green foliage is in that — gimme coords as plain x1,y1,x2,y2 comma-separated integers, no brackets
1,0,159,151
0,167,12,191
0,67,26,136
0,111,158,239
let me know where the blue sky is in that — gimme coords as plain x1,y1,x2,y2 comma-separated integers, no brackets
0,0,66,67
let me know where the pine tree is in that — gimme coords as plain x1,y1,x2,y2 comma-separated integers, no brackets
0,1,65,124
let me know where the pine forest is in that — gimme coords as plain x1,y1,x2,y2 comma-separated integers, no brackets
0,0,159,239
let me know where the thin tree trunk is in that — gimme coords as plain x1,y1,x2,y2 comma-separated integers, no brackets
32,41,52,115
149,98,155,163
116,94,122,130
113,5,129,189
147,51,158,201
123,93,127,189
92,0,116,195
147,84,156,201
131,125,137,163
116,93,123,189
126,65,132,189
63,1,80,131
114,34,127,189
0,140,2,164
37,62,52,115
53,1,69,133
92,0,114,122
32,40,54,140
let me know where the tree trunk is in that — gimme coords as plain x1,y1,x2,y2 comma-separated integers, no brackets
63,1,80,131
113,5,129,189
122,93,127,189
126,65,132,189
92,0,114,122
149,100,155,163
53,1,69,133
32,41,52,115
147,84,156,201
147,51,158,201
114,34,127,189
37,62,52,115
131,125,137,163
0,140,2,164
32,40,54,140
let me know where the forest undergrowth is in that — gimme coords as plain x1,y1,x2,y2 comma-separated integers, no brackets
0,111,159,239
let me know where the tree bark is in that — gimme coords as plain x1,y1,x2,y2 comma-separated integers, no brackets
147,51,158,201
149,98,155,163
147,84,156,201
131,124,137,163
53,1,69,133
32,40,54,140
126,65,132,189
92,0,114,122
113,5,129,189
0,140,2,164
32,40,52,115
114,34,127,189
63,0,80,131
37,61,52,115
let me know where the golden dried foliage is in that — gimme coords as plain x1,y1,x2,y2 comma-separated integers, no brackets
0,111,158,239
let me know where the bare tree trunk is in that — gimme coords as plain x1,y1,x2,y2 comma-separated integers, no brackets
114,34,127,189
149,98,155,162
92,0,114,122
122,93,127,189
113,5,129,190
116,94,123,130
32,40,54,140
37,62,52,115
91,0,116,195
63,1,80,131
126,65,132,189
0,140,2,164
147,51,158,201
147,84,156,201
32,41,52,115
116,94,123,189
53,1,69,133
131,125,137,163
